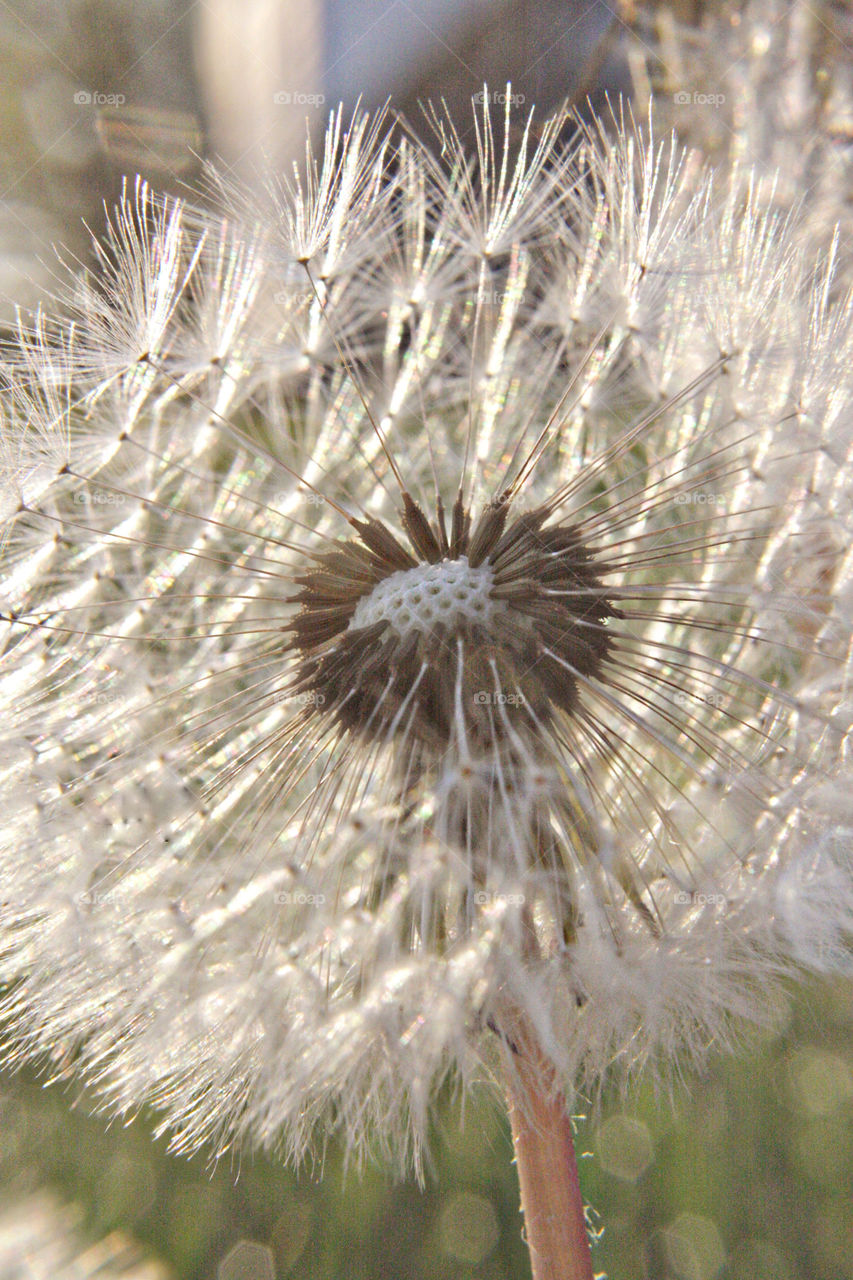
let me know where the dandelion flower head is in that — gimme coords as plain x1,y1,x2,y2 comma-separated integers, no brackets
1,102,852,1171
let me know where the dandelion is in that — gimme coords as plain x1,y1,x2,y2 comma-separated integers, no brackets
634,0,853,257
1,100,852,1279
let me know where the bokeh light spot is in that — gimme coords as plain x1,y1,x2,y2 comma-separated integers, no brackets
271,1199,314,1273
218,1239,275,1280
786,1048,853,1116
438,1191,499,1263
595,1114,654,1181
662,1212,726,1280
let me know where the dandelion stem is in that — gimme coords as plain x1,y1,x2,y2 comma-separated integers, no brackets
505,1035,594,1280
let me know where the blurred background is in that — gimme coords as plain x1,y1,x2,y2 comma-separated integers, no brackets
1,1,852,1277
2,0,852,315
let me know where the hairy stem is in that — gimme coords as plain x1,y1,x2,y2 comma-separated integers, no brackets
505,1036,594,1280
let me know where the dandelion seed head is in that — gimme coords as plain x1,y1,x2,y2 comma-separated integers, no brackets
1,100,852,1173
290,496,616,758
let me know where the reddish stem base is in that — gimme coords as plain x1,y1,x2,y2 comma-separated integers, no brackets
505,1047,594,1280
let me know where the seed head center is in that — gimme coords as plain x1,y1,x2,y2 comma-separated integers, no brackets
349,556,501,638
289,502,620,751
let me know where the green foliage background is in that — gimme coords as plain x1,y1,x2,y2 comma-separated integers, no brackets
2,976,851,1279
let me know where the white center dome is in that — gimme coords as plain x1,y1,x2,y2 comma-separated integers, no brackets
349,555,500,638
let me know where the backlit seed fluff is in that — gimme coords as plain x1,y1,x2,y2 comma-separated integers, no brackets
1,101,852,1174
